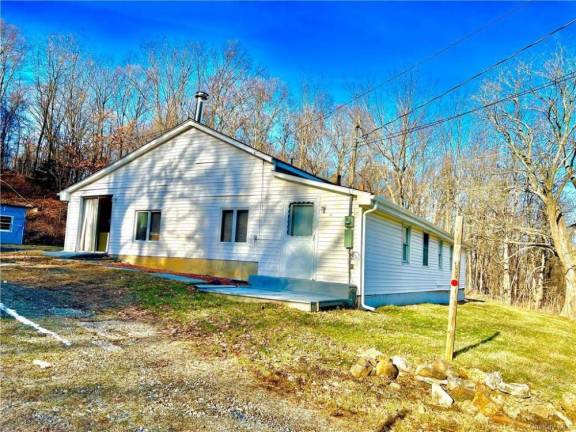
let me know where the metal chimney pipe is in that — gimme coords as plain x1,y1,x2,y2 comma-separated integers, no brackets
194,91,209,123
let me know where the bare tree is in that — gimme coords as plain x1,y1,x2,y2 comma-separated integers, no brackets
481,54,576,318
145,42,198,129
0,20,26,170
369,83,431,211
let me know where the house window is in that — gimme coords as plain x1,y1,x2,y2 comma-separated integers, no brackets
402,225,411,263
135,211,161,241
288,202,314,236
438,240,443,269
220,209,249,243
0,216,13,232
423,233,429,266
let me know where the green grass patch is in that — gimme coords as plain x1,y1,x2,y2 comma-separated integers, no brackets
131,278,576,403
3,251,574,431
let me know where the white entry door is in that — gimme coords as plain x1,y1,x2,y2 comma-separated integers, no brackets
282,202,316,279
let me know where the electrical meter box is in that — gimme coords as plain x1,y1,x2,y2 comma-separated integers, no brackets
344,228,354,249
344,215,355,228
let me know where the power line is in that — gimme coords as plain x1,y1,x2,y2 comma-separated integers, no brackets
360,70,576,147
285,2,530,137
362,16,576,139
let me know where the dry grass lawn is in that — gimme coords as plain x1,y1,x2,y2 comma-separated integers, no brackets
1,248,575,431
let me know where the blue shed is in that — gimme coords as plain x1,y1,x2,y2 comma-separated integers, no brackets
0,204,28,245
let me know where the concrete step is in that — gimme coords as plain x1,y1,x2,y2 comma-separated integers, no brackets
196,285,348,312
248,275,356,302
197,275,357,312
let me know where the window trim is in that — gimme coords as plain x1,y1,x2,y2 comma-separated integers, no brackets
219,208,249,243
401,224,411,264
0,215,14,232
438,240,444,269
133,210,162,242
422,232,430,267
287,201,315,237
234,209,249,243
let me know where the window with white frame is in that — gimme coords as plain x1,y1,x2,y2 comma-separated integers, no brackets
438,240,444,269
220,209,248,243
402,225,411,263
135,211,161,241
0,215,13,232
423,232,430,266
288,202,314,236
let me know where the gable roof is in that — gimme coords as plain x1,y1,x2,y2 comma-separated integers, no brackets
57,118,454,242
59,119,330,199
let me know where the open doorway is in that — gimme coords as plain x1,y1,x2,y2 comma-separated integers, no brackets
78,196,112,252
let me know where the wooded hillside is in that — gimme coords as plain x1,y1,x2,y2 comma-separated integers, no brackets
0,171,66,245
1,20,574,317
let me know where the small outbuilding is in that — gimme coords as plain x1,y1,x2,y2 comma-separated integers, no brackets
0,203,29,245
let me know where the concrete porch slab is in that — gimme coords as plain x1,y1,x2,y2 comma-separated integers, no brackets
196,285,351,312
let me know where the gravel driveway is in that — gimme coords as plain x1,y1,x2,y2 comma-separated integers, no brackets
0,272,344,432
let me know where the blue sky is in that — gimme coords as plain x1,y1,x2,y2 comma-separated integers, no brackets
3,1,576,103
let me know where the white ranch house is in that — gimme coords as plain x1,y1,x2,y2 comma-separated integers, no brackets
59,116,465,310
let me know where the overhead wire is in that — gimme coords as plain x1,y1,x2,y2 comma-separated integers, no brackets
359,70,576,148
361,16,576,140
283,2,530,138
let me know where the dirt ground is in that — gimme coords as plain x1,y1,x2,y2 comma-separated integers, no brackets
0,259,344,431
2,250,575,432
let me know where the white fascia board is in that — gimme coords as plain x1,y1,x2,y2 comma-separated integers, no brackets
373,197,454,243
273,172,373,199
190,121,274,163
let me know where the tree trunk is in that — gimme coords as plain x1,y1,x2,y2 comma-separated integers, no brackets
502,240,512,305
545,198,576,319
534,252,545,310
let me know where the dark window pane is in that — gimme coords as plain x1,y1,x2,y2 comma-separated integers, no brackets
135,212,148,240
402,226,410,263
0,216,12,231
149,212,161,241
423,233,429,266
221,210,233,242
289,203,314,236
438,241,443,269
235,210,248,242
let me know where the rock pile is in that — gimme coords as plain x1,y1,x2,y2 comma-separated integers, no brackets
349,348,400,380
349,349,575,430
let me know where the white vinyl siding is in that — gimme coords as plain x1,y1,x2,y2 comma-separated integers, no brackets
63,127,360,284
364,212,466,295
